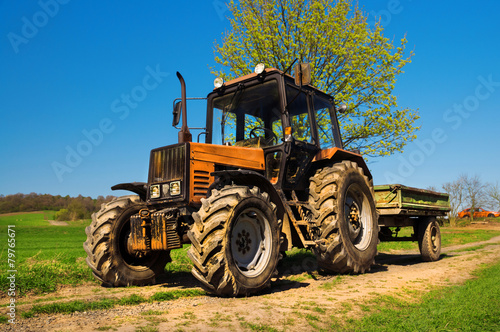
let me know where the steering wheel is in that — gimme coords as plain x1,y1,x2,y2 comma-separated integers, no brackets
249,127,278,146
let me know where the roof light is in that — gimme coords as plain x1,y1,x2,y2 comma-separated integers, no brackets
254,63,265,75
214,77,224,89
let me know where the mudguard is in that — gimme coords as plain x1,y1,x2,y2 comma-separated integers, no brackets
313,147,372,180
209,170,285,218
111,182,148,201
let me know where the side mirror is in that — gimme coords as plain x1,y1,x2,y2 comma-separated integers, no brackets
336,104,347,113
173,101,182,127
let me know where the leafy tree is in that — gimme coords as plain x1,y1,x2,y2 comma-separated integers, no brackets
54,208,70,221
0,193,115,217
213,0,419,157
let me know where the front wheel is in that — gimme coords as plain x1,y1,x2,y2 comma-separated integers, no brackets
309,161,379,274
187,185,281,296
418,217,441,262
84,195,171,286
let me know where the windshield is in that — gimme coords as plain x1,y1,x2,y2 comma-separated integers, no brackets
211,80,282,147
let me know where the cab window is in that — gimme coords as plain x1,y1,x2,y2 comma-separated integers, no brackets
212,80,282,147
285,85,312,143
313,95,338,149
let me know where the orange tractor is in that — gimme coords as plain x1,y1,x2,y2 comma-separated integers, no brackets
84,63,448,296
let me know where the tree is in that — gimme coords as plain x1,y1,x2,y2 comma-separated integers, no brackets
442,177,466,224
462,174,487,222
486,182,500,211
213,0,419,157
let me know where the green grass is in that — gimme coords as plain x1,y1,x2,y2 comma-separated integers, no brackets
319,275,344,290
20,289,206,318
337,261,500,331
0,212,95,296
240,321,279,331
377,226,500,253
164,245,192,274
149,289,205,302
450,243,490,253
441,228,500,246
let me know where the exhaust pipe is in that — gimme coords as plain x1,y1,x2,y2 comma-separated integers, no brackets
176,72,192,143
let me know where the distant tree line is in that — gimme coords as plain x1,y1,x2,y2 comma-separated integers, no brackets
439,174,500,223
0,193,115,221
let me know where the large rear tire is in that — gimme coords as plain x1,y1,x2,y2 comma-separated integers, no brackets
84,195,171,286
418,217,441,262
187,185,281,296
309,161,378,274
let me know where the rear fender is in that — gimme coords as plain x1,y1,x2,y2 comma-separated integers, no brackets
111,182,147,201
312,147,372,180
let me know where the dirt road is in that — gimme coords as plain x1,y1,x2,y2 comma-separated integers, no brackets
5,225,500,331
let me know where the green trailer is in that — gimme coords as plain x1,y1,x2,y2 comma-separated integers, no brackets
374,184,450,261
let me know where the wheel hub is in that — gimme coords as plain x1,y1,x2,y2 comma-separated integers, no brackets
236,229,252,255
230,207,272,277
347,202,361,241
344,184,373,251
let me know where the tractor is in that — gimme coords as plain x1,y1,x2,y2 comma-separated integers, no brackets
84,62,382,296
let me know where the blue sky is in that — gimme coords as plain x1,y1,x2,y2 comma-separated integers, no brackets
1,0,499,198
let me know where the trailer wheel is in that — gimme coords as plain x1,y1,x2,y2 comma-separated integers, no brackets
418,217,441,262
84,195,171,286
187,185,281,296
309,161,378,274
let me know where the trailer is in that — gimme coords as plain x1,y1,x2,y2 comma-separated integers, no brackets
375,184,450,261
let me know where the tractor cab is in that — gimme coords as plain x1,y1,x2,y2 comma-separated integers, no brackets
205,65,344,191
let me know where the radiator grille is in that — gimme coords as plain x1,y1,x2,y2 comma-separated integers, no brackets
150,144,186,183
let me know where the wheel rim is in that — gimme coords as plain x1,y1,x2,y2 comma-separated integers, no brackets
230,207,272,277
344,184,373,251
429,223,439,253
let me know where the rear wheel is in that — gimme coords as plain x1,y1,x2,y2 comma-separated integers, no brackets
309,161,379,274
84,195,171,286
187,185,281,296
418,217,441,262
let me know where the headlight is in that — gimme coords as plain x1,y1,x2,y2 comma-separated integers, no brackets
214,77,224,89
170,181,181,196
150,184,160,199
254,63,265,74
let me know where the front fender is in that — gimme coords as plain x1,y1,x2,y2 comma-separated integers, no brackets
111,182,147,201
210,170,285,217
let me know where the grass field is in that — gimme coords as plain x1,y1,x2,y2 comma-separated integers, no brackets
337,260,500,331
1,212,500,297
0,212,95,296
377,222,500,252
